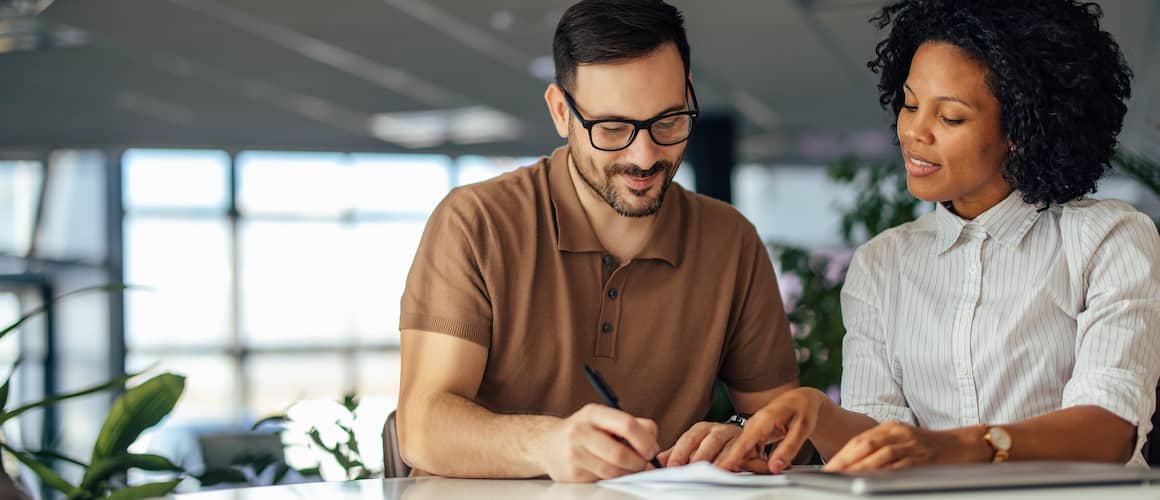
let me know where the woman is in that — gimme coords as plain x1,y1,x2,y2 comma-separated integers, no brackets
715,0,1160,472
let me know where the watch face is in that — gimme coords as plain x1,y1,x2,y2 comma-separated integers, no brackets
988,427,1011,450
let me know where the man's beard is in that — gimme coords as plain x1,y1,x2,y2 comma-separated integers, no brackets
571,146,677,217
578,158,674,217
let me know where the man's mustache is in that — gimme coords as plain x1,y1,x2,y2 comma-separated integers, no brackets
608,161,670,178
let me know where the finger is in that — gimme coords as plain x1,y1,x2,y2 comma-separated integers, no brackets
739,457,773,474
766,418,811,473
824,431,886,472
689,427,736,463
583,405,661,460
716,416,786,470
886,456,915,470
666,423,711,467
574,444,636,481
657,448,673,465
843,444,906,473
582,425,649,474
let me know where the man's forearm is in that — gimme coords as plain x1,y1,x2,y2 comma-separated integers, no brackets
399,391,560,478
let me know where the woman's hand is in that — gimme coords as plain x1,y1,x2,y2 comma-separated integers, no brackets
714,387,826,473
824,422,989,472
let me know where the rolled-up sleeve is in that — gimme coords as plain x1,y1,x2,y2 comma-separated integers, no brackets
840,245,917,426
1063,207,1160,463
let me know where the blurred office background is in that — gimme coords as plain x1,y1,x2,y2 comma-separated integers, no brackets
0,0,1158,491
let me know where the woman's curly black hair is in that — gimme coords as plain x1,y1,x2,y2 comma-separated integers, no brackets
868,0,1132,207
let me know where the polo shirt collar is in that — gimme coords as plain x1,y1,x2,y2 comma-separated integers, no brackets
547,146,683,267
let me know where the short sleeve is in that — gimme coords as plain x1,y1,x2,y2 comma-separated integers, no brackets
718,226,800,392
399,189,493,348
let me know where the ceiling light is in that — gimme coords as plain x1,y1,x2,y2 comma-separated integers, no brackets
370,107,524,149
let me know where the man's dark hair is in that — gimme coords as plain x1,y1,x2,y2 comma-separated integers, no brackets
869,0,1133,207
553,0,691,91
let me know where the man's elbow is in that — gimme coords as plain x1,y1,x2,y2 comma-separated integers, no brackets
397,399,442,475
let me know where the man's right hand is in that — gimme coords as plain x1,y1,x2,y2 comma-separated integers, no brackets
535,403,661,482
714,387,825,473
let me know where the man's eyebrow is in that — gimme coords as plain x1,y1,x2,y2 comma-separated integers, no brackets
588,102,689,121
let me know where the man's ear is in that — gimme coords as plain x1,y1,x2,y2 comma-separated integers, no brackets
544,83,570,139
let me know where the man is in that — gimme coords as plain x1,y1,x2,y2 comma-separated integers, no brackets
397,0,798,482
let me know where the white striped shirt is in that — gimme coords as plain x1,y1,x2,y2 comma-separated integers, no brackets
840,191,1160,465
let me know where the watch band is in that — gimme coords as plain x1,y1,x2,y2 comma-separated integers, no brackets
725,414,747,428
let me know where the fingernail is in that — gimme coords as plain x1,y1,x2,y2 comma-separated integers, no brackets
771,459,786,472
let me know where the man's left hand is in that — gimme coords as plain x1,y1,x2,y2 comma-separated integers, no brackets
659,422,748,468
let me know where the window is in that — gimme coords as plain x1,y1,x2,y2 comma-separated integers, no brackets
124,150,466,434
124,150,698,475
733,165,855,248
0,161,43,257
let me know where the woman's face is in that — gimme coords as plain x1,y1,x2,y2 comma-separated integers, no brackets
897,41,1013,219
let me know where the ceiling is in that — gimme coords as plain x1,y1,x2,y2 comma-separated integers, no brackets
2,0,1158,163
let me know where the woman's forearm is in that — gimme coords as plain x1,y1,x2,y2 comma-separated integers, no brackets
809,389,883,460
964,406,1136,463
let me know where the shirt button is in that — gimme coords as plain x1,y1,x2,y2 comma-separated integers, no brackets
602,254,615,267
608,288,618,300
601,322,613,333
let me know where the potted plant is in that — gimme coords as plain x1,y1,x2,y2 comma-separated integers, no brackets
0,286,186,499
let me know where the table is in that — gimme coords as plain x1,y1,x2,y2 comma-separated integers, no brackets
174,477,1160,499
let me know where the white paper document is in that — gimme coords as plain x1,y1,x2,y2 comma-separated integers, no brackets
601,461,790,487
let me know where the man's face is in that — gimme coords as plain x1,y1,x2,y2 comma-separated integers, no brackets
563,42,690,217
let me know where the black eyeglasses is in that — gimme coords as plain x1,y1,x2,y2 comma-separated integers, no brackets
562,81,699,152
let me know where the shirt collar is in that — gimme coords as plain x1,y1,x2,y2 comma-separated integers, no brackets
547,146,684,266
932,190,1042,255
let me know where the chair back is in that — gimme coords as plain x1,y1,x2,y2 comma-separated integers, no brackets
383,410,412,477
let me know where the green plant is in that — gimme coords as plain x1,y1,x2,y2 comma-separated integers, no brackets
0,285,187,499
195,451,309,489
252,393,373,482
777,156,922,391
708,157,921,422
1113,150,1160,230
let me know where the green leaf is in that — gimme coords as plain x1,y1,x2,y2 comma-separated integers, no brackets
250,415,288,431
0,358,18,412
0,284,130,342
197,467,249,487
91,374,185,460
0,443,78,496
1,371,140,425
28,449,89,469
101,479,181,500
341,393,359,413
271,464,292,485
1114,150,1160,196
81,454,182,490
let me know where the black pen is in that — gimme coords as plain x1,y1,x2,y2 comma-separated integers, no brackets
582,364,664,469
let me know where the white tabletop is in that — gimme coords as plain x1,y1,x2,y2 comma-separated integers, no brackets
173,477,1160,500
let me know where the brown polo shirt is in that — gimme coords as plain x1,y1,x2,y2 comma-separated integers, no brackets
400,146,797,447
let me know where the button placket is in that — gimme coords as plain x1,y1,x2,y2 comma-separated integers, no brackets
595,259,626,358
953,229,986,425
